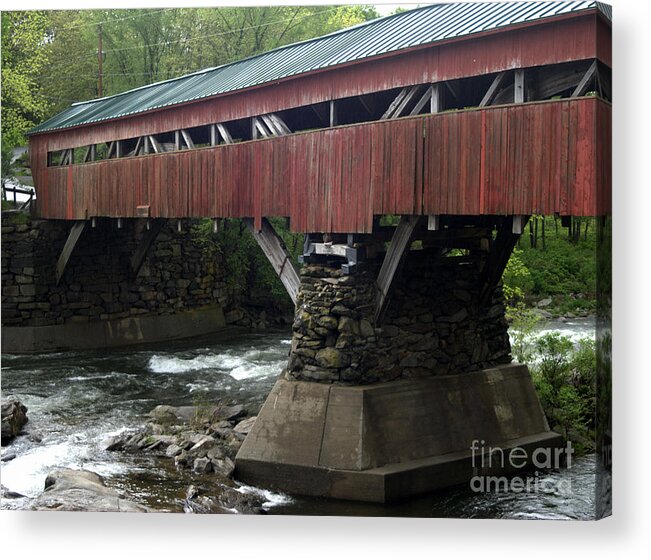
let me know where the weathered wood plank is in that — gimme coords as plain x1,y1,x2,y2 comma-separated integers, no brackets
430,83,442,113
55,221,86,285
244,217,300,305
148,135,162,153
253,117,272,138
330,101,338,127
181,129,195,149
480,71,507,107
409,85,433,116
514,69,526,103
210,124,217,146
571,60,598,97
391,85,421,118
381,87,410,119
374,215,420,323
216,124,233,144
267,113,291,135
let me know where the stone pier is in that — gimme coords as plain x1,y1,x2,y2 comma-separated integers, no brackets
236,243,562,502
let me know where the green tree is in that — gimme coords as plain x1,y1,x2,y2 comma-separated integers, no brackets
34,6,380,120
1,11,50,153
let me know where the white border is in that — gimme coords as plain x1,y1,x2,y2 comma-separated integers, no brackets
2,1,650,558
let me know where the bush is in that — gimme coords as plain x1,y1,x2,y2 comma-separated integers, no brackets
506,302,540,363
530,333,596,454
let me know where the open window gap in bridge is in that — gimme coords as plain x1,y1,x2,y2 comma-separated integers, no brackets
45,59,608,168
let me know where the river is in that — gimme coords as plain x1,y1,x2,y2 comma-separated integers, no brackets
1,317,601,518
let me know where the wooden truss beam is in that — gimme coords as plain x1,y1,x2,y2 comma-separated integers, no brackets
409,85,434,116
478,216,528,306
56,221,86,285
244,217,300,305
533,60,592,99
216,123,233,144
210,124,218,146
130,219,165,277
381,85,422,120
374,215,420,324
83,144,96,163
572,60,598,97
147,136,162,153
514,69,526,103
430,83,442,113
480,71,508,107
330,101,338,127
181,129,195,149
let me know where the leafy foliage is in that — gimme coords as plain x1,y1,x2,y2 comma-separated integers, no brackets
502,216,598,315
5,6,379,134
1,11,51,150
517,216,597,298
502,247,533,306
190,218,300,310
506,303,540,364
529,333,597,454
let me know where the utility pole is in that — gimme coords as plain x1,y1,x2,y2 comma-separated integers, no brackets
97,24,103,97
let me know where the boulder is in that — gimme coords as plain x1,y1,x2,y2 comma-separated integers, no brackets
148,405,199,425
358,319,375,338
2,484,25,499
1,397,28,444
165,444,184,457
189,435,216,455
315,347,350,369
184,484,259,514
215,404,247,422
211,457,235,478
193,457,212,474
31,468,150,512
233,416,257,435
102,434,128,451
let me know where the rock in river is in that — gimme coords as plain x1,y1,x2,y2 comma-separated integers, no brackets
31,468,150,512
1,396,28,444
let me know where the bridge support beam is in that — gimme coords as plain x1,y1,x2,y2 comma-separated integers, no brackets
55,221,86,285
244,217,300,305
236,219,562,501
130,218,165,277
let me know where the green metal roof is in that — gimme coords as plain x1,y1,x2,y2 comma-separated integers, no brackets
29,1,610,135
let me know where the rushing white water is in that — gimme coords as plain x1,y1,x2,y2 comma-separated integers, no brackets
1,321,603,517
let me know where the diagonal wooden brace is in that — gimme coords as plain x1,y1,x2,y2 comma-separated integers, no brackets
130,218,165,277
56,221,86,285
244,217,300,305
374,215,420,324
478,216,528,306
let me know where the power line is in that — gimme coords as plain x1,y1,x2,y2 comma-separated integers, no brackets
53,6,340,65
54,8,173,33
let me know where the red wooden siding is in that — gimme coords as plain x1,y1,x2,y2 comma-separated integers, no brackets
31,12,608,152
33,97,611,231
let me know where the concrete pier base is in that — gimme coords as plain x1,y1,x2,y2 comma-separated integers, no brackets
236,363,563,502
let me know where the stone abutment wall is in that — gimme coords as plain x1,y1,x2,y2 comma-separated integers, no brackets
286,250,512,384
1,212,284,350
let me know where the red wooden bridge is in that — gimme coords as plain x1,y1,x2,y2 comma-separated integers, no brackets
24,3,613,501
28,2,611,234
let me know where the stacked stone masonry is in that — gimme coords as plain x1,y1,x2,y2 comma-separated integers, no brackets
286,251,512,385
2,213,232,328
